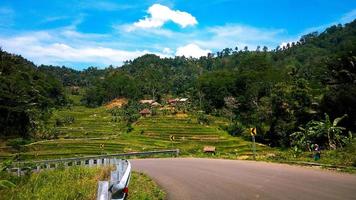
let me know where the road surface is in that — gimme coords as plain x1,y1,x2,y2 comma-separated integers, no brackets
131,158,356,200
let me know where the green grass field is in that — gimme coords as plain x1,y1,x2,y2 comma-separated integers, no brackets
0,166,165,200
1,101,354,169
0,104,270,161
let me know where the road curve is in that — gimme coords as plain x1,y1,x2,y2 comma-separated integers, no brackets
131,158,356,200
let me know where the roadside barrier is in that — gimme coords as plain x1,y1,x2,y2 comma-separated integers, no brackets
97,160,131,200
8,149,180,176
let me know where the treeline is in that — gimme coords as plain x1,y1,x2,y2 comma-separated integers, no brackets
0,50,66,138
1,20,356,150
75,20,356,148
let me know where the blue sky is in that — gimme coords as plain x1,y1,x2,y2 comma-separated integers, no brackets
0,0,355,69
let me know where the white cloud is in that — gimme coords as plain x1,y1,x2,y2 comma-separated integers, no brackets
163,47,172,54
175,43,211,58
0,31,172,67
194,24,286,50
133,4,197,29
117,24,176,37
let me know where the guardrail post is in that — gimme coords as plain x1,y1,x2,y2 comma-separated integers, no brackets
89,159,93,167
97,181,109,200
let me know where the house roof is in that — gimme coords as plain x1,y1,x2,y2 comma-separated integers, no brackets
139,108,151,114
139,99,155,104
151,102,162,106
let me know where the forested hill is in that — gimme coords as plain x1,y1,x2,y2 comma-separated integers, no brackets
1,20,355,149
0,50,66,138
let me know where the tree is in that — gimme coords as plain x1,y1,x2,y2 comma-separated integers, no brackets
292,114,351,150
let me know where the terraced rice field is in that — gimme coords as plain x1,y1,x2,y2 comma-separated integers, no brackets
1,106,271,161
50,106,125,138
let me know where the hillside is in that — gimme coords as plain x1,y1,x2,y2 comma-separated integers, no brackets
0,20,355,167
0,49,66,138
0,103,269,160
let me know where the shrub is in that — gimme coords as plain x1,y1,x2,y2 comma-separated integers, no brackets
6,138,31,151
197,113,210,125
55,116,75,126
221,122,245,137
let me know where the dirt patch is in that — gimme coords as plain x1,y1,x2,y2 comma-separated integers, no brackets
105,98,128,109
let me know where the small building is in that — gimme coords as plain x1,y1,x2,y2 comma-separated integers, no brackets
139,99,155,105
70,86,80,95
203,146,216,154
168,98,189,105
178,98,188,102
151,102,162,107
139,108,151,117
167,98,178,105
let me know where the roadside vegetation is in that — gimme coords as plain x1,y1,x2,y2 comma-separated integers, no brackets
0,166,111,200
129,172,166,200
0,166,165,200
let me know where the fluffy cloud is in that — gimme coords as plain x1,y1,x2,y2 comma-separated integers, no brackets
194,24,286,50
0,31,171,68
133,4,197,29
175,43,211,58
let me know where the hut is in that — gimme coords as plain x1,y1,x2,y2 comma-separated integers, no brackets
139,108,151,117
139,99,155,105
151,102,162,107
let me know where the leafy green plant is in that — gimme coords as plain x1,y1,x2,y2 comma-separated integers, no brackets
6,138,31,151
0,159,16,190
0,180,16,190
221,122,245,137
291,113,350,151
197,113,210,125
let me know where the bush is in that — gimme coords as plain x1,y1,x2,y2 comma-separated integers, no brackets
6,138,31,151
197,113,210,125
221,122,245,137
55,116,75,126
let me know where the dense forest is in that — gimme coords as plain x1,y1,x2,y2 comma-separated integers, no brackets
0,50,66,138
1,20,356,150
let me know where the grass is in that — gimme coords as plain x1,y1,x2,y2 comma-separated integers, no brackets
129,172,166,200
265,139,356,169
0,166,165,200
0,166,111,200
0,105,271,161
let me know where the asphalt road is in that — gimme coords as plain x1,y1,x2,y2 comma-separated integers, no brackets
131,158,356,200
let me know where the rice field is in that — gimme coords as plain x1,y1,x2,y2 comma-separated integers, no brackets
0,105,271,161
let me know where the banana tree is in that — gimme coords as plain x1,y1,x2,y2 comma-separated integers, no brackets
322,113,348,149
291,113,350,150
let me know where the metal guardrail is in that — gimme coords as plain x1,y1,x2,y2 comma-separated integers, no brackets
97,160,131,200
9,149,179,176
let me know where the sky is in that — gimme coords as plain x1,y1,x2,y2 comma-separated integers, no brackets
0,0,355,69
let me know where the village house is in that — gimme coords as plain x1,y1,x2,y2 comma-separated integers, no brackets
139,108,151,117
167,98,189,105
139,99,155,105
